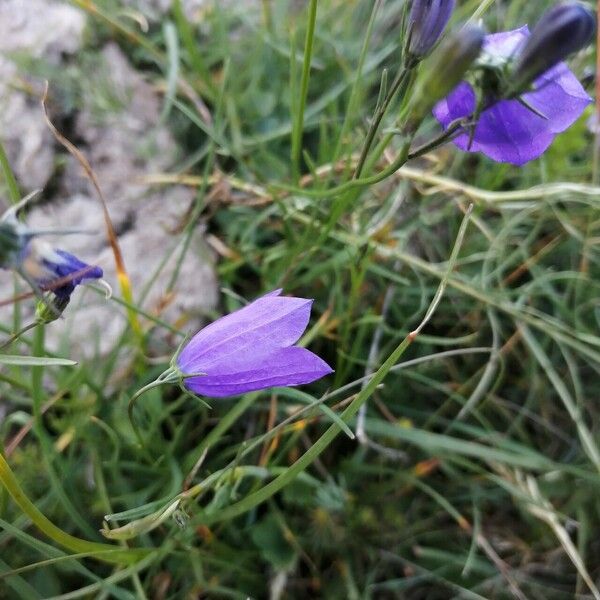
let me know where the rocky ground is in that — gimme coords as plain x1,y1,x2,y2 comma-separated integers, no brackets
0,0,218,357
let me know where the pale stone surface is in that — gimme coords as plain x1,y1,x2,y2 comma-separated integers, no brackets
0,6,218,356
0,0,86,60
0,0,86,191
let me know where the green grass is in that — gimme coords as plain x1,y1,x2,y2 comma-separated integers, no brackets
1,0,600,597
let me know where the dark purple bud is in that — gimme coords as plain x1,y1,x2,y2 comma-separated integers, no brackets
512,2,596,94
407,0,455,58
408,24,485,125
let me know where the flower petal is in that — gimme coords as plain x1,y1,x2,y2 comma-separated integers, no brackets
183,346,333,398
483,26,529,59
177,295,313,373
260,289,283,298
525,62,591,133
27,245,103,299
434,84,554,164
432,26,591,165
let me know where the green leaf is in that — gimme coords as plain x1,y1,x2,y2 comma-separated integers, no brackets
0,355,77,367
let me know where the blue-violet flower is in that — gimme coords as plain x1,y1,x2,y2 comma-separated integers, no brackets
176,290,333,398
0,219,103,300
432,26,592,165
27,242,104,299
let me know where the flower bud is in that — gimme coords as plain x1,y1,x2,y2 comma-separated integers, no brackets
407,0,455,59
35,295,70,324
511,2,596,95
407,24,485,126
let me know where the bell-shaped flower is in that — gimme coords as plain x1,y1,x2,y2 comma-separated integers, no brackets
432,26,592,165
175,290,333,398
1,225,103,300
24,240,103,299
2,197,103,301
407,0,455,59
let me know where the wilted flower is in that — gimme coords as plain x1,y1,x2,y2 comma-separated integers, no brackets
176,290,332,398
511,2,596,96
1,205,103,300
433,25,592,165
24,241,103,299
407,0,455,59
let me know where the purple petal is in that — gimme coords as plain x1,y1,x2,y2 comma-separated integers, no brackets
525,62,592,133
183,346,333,398
38,249,103,299
177,295,313,373
408,0,455,57
433,83,553,164
260,289,283,298
52,250,103,283
483,26,529,58
432,26,591,165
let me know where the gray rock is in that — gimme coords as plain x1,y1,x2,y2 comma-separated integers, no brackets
0,0,86,191
0,22,218,357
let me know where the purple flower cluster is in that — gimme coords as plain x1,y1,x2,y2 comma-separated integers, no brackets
433,27,592,165
176,290,332,398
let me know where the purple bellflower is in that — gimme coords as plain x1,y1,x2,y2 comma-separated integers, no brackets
407,0,455,59
1,204,103,301
432,25,592,165
28,244,104,299
175,290,333,398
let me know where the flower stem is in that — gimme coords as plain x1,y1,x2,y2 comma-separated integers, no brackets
128,368,178,450
0,139,20,204
291,0,318,182
0,453,148,564
353,65,414,179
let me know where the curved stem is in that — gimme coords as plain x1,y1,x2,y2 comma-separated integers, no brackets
127,370,176,450
407,118,466,161
0,452,148,564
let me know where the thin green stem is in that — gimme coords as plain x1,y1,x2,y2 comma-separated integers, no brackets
0,139,20,205
184,392,258,474
407,119,465,161
128,369,178,450
199,335,414,526
332,0,384,166
291,0,318,181
31,327,99,539
353,65,413,179
0,453,148,564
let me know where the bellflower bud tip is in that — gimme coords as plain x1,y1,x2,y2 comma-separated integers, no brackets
407,0,456,59
511,2,596,95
